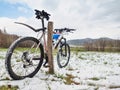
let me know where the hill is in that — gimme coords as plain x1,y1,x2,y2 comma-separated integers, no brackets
67,37,113,46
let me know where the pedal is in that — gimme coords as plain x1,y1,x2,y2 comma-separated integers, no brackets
43,53,49,68
43,64,50,68
43,62,50,68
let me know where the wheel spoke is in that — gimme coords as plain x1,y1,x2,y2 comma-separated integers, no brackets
5,37,43,80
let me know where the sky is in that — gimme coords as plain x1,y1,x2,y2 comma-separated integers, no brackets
0,0,120,40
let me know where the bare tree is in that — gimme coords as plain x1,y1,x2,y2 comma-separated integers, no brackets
98,38,107,51
93,40,99,51
0,29,19,47
84,41,93,51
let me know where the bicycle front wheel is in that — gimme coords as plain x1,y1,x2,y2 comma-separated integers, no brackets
57,43,70,68
5,37,44,80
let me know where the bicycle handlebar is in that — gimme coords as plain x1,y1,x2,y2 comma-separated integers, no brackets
35,9,50,20
54,28,76,33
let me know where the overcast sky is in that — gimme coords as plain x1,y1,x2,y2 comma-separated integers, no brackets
0,0,120,39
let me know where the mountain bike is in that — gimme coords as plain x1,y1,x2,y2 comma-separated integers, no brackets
5,9,75,80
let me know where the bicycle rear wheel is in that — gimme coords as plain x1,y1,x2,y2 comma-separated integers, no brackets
57,43,70,68
5,37,44,80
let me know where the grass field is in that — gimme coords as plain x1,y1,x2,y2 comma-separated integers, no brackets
0,48,120,90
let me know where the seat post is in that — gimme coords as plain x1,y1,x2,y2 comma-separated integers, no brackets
41,18,45,32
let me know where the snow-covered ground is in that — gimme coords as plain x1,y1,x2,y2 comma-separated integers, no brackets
0,51,120,90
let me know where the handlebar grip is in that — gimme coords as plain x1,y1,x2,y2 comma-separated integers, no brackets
54,28,76,33
42,10,50,20
34,9,50,20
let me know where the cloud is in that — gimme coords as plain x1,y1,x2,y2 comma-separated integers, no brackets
0,0,32,18
86,0,120,23
0,17,38,37
0,0,120,39
41,0,59,10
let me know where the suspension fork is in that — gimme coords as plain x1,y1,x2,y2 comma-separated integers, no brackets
60,37,67,56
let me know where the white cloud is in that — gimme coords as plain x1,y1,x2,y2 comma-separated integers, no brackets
0,0,120,39
18,6,29,13
0,17,38,37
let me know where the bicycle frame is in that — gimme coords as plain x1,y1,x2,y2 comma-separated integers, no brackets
15,21,66,55
15,11,69,58
16,9,71,59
